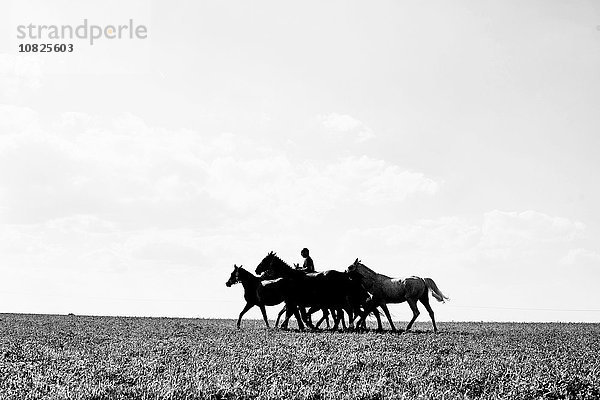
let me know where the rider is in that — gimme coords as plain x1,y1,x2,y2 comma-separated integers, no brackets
295,247,320,327
297,247,315,273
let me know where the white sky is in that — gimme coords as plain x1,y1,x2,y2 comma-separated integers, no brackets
1,0,599,322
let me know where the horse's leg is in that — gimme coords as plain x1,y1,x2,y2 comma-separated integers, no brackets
259,305,270,329
315,313,325,329
360,306,369,330
293,306,305,330
331,309,341,331
357,301,376,329
351,306,366,330
337,309,347,330
420,294,437,333
301,307,316,330
380,303,397,332
337,308,346,330
355,307,368,330
275,305,286,328
345,307,353,330
237,302,254,329
357,305,377,330
325,309,331,329
373,307,383,331
355,309,364,330
299,307,316,329
281,304,294,329
315,309,329,329
405,298,420,332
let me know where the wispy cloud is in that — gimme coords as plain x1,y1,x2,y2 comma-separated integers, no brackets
319,113,375,143
0,54,43,102
0,109,436,228
560,248,600,266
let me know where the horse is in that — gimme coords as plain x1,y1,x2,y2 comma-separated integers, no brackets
225,264,301,329
286,261,383,331
347,259,449,333
255,252,360,331
274,263,333,329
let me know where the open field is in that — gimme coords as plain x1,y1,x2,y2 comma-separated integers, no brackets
0,314,598,399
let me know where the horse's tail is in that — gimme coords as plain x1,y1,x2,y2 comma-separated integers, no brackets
424,278,449,303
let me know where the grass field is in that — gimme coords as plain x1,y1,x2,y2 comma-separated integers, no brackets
0,314,598,399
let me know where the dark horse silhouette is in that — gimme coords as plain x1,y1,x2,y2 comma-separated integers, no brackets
226,264,304,329
274,263,334,329
255,252,362,330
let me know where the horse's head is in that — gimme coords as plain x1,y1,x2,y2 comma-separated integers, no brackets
346,258,363,276
255,251,276,276
293,263,300,270
226,264,242,287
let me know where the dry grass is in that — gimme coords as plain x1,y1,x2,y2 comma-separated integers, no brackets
0,314,598,399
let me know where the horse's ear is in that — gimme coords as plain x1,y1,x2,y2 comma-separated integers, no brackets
354,258,358,263
233,264,238,269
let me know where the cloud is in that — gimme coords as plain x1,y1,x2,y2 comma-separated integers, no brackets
0,53,43,102
202,154,439,226
340,216,480,259
0,109,437,228
356,160,439,204
338,210,588,274
560,248,600,267
0,104,39,134
131,241,206,266
319,113,375,142
480,210,585,249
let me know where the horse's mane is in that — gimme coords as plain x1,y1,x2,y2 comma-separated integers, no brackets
359,262,393,280
237,265,254,277
268,252,293,271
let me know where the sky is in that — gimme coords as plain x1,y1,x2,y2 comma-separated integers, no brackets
1,0,599,322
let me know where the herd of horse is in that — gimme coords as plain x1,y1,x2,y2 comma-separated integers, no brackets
225,252,449,333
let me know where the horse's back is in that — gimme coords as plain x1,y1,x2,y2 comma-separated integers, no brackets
257,278,286,306
403,276,427,298
282,269,357,307
377,276,427,302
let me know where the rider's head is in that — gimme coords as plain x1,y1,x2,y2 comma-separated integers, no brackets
301,248,309,258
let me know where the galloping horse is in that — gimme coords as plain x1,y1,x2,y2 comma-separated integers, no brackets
347,259,449,333
226,264,293,329
256,252,360,330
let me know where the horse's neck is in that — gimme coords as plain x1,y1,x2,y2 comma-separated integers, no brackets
238,269,259,290
358,265,383,289
273,259,294,277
